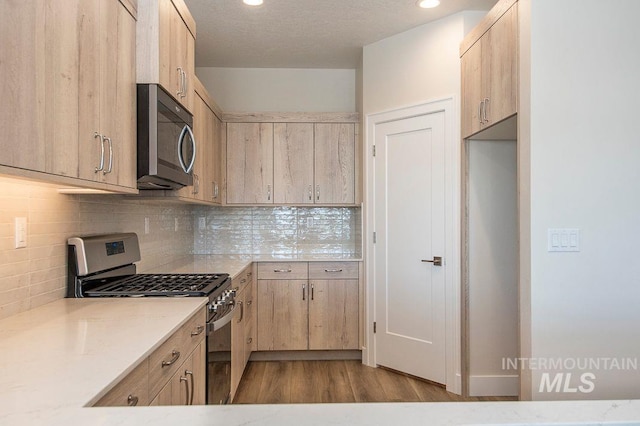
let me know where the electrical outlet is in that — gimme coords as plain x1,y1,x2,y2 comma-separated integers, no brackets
307,217,314,228
144,217,150,234
198,217,206,230
174,218,179,232
14,217,27,249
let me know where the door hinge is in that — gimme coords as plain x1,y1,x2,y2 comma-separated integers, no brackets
372,145,376,157
373,232,376,243
373,322,377,333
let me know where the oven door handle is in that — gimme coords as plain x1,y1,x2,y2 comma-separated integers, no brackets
209,304,236,333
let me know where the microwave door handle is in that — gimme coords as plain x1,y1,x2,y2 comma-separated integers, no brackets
177,125,189,173
184,125,196,174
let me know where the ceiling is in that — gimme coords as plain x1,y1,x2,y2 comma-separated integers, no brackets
184,0,498,69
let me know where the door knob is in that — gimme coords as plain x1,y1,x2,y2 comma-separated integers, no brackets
421,257,442,266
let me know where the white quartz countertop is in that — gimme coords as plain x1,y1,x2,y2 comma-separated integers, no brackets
144,254,363,280
1,266,640,424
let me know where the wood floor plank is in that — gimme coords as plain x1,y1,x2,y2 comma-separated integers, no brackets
256,361,292,404
344,360,388,402
233,360,265,404
318,361,355,403
290,360,321,403
232,360,518,404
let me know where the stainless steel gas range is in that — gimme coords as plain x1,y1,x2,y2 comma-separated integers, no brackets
66,233,235,405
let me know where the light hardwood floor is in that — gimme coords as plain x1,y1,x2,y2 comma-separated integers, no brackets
233,360,517,404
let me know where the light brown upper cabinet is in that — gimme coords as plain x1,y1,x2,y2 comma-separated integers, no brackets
461,1,518,139
78,0,137,189
137,0,195,112
273,123,315,204
226,123,275,204
226,119,357,205
0,0,137,193
314,123,356,204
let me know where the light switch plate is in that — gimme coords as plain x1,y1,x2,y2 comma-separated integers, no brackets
548,228,580,252
15,217,27,249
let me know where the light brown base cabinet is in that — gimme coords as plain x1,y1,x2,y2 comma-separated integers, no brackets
94,307,206,407
230,265,255,401
256,262,359,352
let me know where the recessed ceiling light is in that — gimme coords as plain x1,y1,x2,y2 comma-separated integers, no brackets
243,0,263,6
417,0,440,8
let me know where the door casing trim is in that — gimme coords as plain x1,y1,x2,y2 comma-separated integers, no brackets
363,96,461,395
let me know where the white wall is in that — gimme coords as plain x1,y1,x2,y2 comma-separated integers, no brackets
362,11,486,115
527,0,640,400
362,11,486,394
195,67,355,112
467,140,518,396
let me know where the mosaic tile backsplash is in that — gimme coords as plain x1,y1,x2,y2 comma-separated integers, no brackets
193,206,362,257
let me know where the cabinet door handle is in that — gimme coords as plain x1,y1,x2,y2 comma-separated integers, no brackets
176,67,184,97
240,278,247,284
483,97,490,123
247,299,252,306
127,394,138,406
94,132,105,173
267,184,271,201
182,70,188,98
324,269,343,273
161,350,181,367
311,283,314,300
237,301,244,323
191,325,204,337
247,337,253,344
302,283,306,301
316,185,320,201
478,101,484,125
308,184,312,201
180,374,189,405
101,136,113,175
186,370,194,405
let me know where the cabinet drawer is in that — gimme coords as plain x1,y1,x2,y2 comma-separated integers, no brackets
233,265,253,292
257,262,308,280
309,262,358,279
94,359,150,407
148,307,206,398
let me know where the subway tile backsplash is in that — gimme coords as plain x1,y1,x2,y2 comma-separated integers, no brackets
193,206,362,257
0,177,193,320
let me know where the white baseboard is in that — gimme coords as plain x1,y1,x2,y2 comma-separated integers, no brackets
469,374,519,397
249,350,362,362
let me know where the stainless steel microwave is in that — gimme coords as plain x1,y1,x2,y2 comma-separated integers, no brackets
137,84,196,190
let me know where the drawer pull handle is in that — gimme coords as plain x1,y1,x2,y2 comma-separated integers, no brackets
240,278,247,284
247,300,252,306
247,337,253,344
324,269,343,273
191,325,204,337
161,350,181,367
274,269,292,273
127,394,138,406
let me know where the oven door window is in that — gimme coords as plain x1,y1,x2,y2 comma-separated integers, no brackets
207,319,231,404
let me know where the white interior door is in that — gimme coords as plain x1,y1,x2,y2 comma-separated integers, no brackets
374,111,446,383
